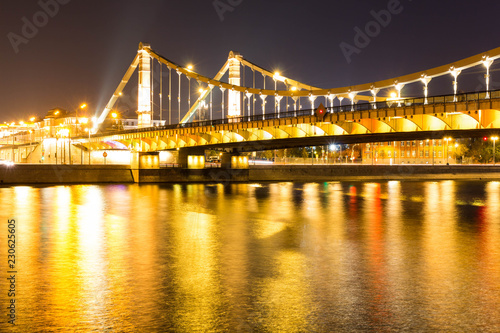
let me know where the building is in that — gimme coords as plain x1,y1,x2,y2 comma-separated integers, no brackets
362,139,461,165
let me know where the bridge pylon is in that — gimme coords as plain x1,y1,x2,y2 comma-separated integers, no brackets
227,51,241,118
137,42,152,128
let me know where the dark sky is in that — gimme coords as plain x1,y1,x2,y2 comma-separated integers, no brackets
1,0,499,123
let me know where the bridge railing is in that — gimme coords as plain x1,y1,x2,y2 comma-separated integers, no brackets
91,88,500,138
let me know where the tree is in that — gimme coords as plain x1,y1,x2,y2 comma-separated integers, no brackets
464,138,492,163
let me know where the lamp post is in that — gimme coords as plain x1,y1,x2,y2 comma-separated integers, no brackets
68,130,71,165
29,130,33,159
85,128,91,165
492,136,499,165
444,137,452,164
78,103,87,135
79,117,89,164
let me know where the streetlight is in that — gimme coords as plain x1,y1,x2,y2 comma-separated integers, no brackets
57,128,70,164
85,128,91,165
444,137,452,164
29,130,33,160
492,136,499,165
80,116,93,164
77,103,87,136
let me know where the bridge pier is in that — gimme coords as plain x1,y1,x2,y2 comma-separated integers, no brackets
178,147,206,169
221,151,249,169
131,151,159,182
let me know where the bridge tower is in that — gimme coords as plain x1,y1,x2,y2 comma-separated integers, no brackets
137,43,152,128
227,51,241,117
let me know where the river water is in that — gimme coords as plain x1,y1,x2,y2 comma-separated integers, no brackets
1,181,499,332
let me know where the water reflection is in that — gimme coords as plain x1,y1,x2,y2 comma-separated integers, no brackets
0,181,499,331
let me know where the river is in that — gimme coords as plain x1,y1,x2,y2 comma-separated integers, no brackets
1,181,499,331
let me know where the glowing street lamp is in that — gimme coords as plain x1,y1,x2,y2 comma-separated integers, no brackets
85,127,91,165
444,137,452,164
56,128,70,164
492,136,499,165
77,104,88,134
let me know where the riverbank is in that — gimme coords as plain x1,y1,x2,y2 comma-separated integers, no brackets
0,164,134,184
1,164,500,185
248,164,500,182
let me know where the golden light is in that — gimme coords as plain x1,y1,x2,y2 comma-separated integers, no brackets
80,103,87,109
54,111,60,115
187,65,193,71
291,86,297,92
389,91,398,99
80,117,88,124
199,88,205,94
30,117,36,122
491,136,499,141
57,128,70,137
118,92,122,96
111,112,118,118
273,71,285,82
19,121,25,125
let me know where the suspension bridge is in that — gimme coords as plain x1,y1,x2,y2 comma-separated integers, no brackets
2,43,500,170
85,43,500,168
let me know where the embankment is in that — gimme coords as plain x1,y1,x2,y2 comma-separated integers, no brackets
0,164,133,184
248,164,500,182
1,164,500,185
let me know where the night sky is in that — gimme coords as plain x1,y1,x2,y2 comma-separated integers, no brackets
1,0,499,123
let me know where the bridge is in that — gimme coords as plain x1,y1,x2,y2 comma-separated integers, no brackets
2,44,500,170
